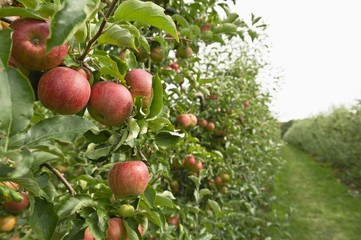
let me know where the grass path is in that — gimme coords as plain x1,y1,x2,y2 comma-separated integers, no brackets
271,144,361,240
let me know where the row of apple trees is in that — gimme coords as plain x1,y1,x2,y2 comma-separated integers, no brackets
284,103,361,192
0,0,281,239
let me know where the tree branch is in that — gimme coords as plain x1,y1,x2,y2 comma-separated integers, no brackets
41,163,77,196
78,0,119,62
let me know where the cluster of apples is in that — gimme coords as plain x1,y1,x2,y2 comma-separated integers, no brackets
8,17,153,127
209,173,231,194
198,119,215,131
0,182,29,232
176,113,197,129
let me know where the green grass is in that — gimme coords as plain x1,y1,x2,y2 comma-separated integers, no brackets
271,144,361,240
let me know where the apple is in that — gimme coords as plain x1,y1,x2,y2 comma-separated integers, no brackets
199,119,208,128
150,47,163,62
214,176,223,187
0,215,16,232
176,114,191,128
108,161,149,199
188,114,197,127
76,67,91,80
10,18,68,71
87,81,133,126
83,228,95,240
134,45,148,62
3,192,29,213
243,100,250,107
170,62,179,70
207,122,215,131
191,160,203,173
184,156,197,168
210,94,218,100
201,24,210,33
221,173,231,183
167,215,179,226
177,45,192,58
125,69,152,108
170,180,179,192
220,186,228,194
38,67,91,114
119,204,135,218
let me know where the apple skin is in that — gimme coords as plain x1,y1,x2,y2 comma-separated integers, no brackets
199,119,208,128
184,156,197,168
188,114,197,127
108,161,149,199
177,45,192,58
214,176,223,187
243,100,250,107
0,215,16,232
170,180,179,192
87,81,133,126
201,24,210,33
10,18,68,71
3,192,29,213
220,186,228,194
207,122,215,131
191,160,203,173
150,47,163,62
176,114,191,128
83,228,95,240
167,215,179,226
125,69,152,108
38,67,91,115
170,62,179,70
221,173,231,183
210,94,218,100
119,204,135,218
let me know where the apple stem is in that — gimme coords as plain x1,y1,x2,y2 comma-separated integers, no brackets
41,163,77,196
78,0,119,62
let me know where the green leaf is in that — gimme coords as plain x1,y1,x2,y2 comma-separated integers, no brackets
17,0,41,10
0,68,34,137
11,177,41,196
98,24,136,50
199,78,214,84
57,195,97,217
248,29,259,41
6,149,33,178
138,200,162,227
200,30,213,41
24,115,98,146
200,188,211,198
114,0,178,42
0,6,43,20
82,145,112,161
213,23,237,34
155,131,184,148
179,28,194,41
189,24,201,36
80,207,108,240
172,14,189,28
142,185,156,206
123,218,142,240
34,3,59,18
126,118,140,142
28,197,59,240
207,199,222,219
0,29,12,69
46,0,102,53
147,74,163,118
31,151,59,169
139,35,150,53
154,195,173,208
0,185,23,202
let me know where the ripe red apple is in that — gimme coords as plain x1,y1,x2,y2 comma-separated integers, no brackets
221,173,231,183
125,69,152,108
188,114,197,127
38,67,91,114
184,156,197,168
201,24,210,33
170,62,179,70
3,192,29,213
207,122,215,131
10,18,68,71
210,94,218,100
191,160,203,173
199,119,208,128
243,100,250,107
176,114,191,128
87,81,133,126
150,47,163,62
108,161,149,199
177,45,192,58
214,176,223,187
167,215,179,226
76,67,91,80
83,228,95,240
0,215,16,232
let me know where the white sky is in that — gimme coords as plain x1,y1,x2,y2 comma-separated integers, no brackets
233,0,361,121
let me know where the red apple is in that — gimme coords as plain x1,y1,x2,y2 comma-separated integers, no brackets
3,192,29,213
191,160,203,173
83,228,95,240
199,119,208,128
214,176,223,187
176,114,191,128
201,24,210,33
167,215,179,226
76,67,91,80
10,18,68,71
210,94,218,100
108,161,149,199
170,62,179,70
87,81,133,126
0,215,16,232
125,69,152,108
150,47,163,62
177,45,192,58
38,67,91,114
184,156,197,168
207,122,215,131
188,114,197,127
243,101,250,107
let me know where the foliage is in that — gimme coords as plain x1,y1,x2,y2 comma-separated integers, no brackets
0,0,281,239
284,103,361,190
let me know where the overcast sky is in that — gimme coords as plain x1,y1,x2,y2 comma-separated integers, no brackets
233,0,361,121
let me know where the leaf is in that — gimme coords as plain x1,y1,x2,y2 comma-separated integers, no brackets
189,24,201,36
57,195,97,217
123,218,142,240
98,24,136,50
28,197,59,240
179,28,194,41
147,74,163,118
139,35,150,53
82,145,112,161
81,207,109,240
0,185,23,202
24,115,98,146
154,195,173,208
248,29,259,41
46,0,102,53
142,185,156,206
114,0,178,42
0,6,43,20
207,199,222,219
0,68,34,137
213,23,238,34
200,188,211,198
199,78,214,84
155,131,184,148
31,151,59,169
172,14,189,28
6,149,33,178
17,0,41,10
126,118,140,142
11,177,41,196
0,29,12,69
